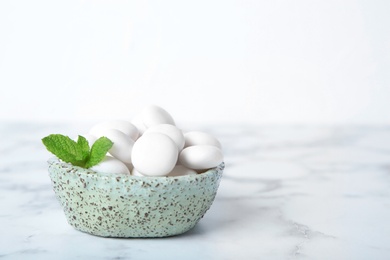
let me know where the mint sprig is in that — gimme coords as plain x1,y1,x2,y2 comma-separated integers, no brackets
85,137,114,168
42,134,113,169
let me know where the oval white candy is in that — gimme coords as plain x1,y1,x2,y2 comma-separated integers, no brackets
89,120,139,141
184,131,222,149
131,168,146,177
144,124,185,151
142,105,175,128
167,165,197,177
132,133,178,176
100,129,134,164
179,145,223,170
91,156,130,175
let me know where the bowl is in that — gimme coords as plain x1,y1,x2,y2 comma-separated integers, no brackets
47,158,224,238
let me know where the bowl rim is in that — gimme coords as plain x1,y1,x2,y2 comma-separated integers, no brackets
48,157,224,182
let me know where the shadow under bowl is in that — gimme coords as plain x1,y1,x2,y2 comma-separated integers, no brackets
48,158,224,238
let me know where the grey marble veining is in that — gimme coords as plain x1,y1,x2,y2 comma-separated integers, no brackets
1,122,390,259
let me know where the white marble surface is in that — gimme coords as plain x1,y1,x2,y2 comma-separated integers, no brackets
1,122,390,259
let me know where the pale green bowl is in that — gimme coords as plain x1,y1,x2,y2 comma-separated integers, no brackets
48,158,223,238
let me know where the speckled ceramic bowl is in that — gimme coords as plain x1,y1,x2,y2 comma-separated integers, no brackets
47,158,223,238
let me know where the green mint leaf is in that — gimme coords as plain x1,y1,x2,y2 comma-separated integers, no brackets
77,135,90,162
85,136,113,168
42,134,88,167
42,134,113,169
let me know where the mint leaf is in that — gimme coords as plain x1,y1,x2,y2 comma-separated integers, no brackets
42,134,113,170
42,134,88,167
85,137,113,168
77,135,90,162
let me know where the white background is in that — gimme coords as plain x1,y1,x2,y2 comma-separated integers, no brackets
0,0,389,125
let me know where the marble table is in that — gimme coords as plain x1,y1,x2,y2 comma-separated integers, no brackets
1,122,390,259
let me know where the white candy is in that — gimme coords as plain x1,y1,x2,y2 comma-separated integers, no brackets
184,131,222,149
144,124,185,151
91,156,130,175
90,120,139,141
100,129,134,164
83,106,224,177
141,105,175,128
179,145,223,170
131,168,145,177
133,163,196,177
132,133,178,176
167,165,197,177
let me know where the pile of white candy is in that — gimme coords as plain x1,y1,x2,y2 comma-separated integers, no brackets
85,105,223,177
